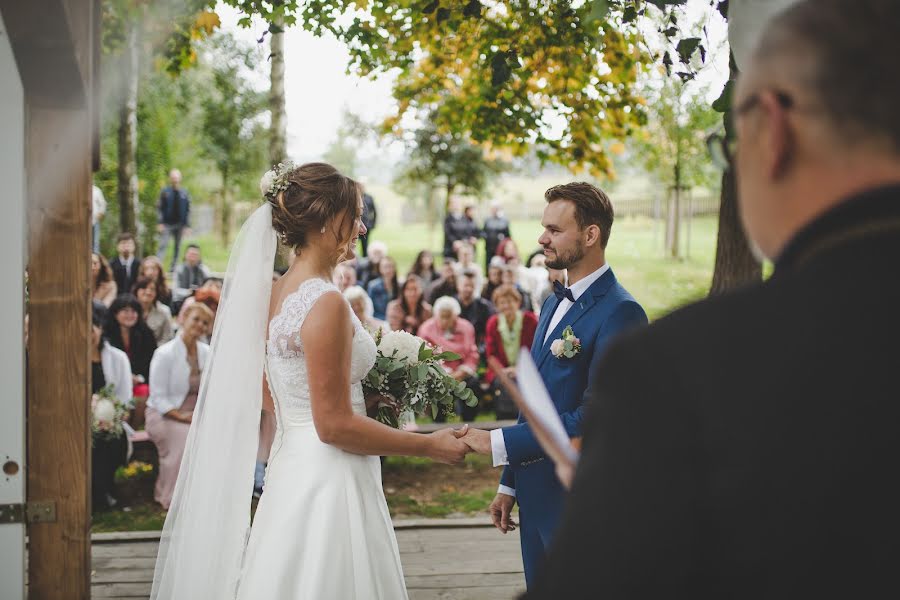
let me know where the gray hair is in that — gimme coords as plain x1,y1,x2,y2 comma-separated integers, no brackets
343,285,374,318
753,0,900,152
433,296,461,317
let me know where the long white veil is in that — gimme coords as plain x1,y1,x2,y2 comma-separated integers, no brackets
151,203,277,599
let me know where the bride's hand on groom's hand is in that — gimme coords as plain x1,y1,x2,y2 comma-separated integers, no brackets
427,424,470,465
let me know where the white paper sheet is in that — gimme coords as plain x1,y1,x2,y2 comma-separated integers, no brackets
515,349,580,465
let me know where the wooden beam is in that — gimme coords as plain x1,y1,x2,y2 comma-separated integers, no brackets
25,103,93,599
21,0,97,596
0,0,88,108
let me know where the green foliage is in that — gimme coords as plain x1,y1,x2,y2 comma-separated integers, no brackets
395,117,506,221
294,0,648,178
631,76,720,192
198,33,270,245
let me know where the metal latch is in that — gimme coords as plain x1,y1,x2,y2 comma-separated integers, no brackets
0,502,57,524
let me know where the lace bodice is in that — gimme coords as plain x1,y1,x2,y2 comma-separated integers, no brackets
265,278,377,427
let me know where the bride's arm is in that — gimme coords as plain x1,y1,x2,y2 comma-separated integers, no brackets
303,292,469,464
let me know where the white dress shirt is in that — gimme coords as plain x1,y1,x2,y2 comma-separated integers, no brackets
100,342,134,408
492,263,610,497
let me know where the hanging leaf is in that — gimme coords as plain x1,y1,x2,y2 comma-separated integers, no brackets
268,22,284,34
712,80,735,113
422,0,439,14
676,37,701,64
662,50,673,75
463,0,482,18
699,43,707,64
585,0,609,24
490,51,512,87
717,0,729,19
436,7,451,23
623,5,637,23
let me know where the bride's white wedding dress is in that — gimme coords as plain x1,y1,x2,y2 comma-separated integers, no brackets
236,278,408,599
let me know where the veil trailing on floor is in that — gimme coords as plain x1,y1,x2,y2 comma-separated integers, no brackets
151,202,277,599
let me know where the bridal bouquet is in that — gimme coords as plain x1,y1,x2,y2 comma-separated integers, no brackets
363,330,478,428
91,384,129,441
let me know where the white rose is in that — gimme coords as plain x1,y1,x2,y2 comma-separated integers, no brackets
93,398,116,423
379,330,424,364
550,339,565,357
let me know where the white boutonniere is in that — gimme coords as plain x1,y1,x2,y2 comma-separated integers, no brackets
550,326,581,359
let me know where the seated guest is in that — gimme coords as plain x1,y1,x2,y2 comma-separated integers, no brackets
456,269,495,352
366,255,399,321
104,294,158,392
92,252,118,307
453,243,484,293
140,256,173,308
110,232,140,294
426,259,458,304
482,256,505,303
495,237,520,263
501,264,534,312
333,261,358,293
344,285,389,338
408,250,439,283
176,278,222,327
387,275,433,335
533,265,566,314
145,303,213,509
484,285,538,419
133,276,174,345
90,310,133,510
418,296,480,421
356,240,387,288
173,244,211,304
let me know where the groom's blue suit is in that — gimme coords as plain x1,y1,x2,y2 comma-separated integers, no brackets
498,267,647,587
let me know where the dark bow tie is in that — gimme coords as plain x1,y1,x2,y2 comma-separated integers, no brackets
553,280,575,302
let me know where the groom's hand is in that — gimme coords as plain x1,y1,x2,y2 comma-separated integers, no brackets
490,493,517,533
426,424,470,465
461,427,491,455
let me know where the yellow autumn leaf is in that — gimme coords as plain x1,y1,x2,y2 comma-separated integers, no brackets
194,11,221,35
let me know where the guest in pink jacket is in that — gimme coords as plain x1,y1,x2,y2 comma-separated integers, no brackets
417,296,481,422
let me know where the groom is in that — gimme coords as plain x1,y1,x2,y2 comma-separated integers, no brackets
463,182,647,587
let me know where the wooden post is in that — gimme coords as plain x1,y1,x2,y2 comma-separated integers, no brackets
2,0,99,596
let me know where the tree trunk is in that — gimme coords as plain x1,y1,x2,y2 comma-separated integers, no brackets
220,173,232,247
268,15,287,164
117,23,140,236
709,54,762,295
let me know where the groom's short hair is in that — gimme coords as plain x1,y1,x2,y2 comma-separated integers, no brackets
544,182,614,248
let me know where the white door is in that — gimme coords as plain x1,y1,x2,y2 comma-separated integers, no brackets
0,9,27,599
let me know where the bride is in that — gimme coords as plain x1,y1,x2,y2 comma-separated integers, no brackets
151,162,471,599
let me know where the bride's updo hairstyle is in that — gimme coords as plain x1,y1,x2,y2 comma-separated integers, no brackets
263,162,361,252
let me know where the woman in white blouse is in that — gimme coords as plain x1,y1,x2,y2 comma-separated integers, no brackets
91,310,134,509
145,303,213,509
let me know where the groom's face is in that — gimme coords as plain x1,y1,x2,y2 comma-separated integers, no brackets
539,200,586,270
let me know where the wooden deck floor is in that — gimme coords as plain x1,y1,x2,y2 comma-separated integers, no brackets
91,518,525,599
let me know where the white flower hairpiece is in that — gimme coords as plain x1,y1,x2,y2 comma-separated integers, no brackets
259,160,296,200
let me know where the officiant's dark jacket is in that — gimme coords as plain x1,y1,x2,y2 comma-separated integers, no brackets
526,184,900,599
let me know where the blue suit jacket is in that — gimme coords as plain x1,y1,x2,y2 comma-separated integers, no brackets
499,267,647,537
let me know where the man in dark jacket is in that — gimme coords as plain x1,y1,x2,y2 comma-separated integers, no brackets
157,168,191,271
482,200,511,270
359,191,377,257
443,198,475,259
527,1,900,598
110,232,140,293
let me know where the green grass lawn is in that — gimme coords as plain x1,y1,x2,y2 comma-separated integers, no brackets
183,215,718,321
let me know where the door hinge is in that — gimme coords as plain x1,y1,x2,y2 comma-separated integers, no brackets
0,501,57,524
